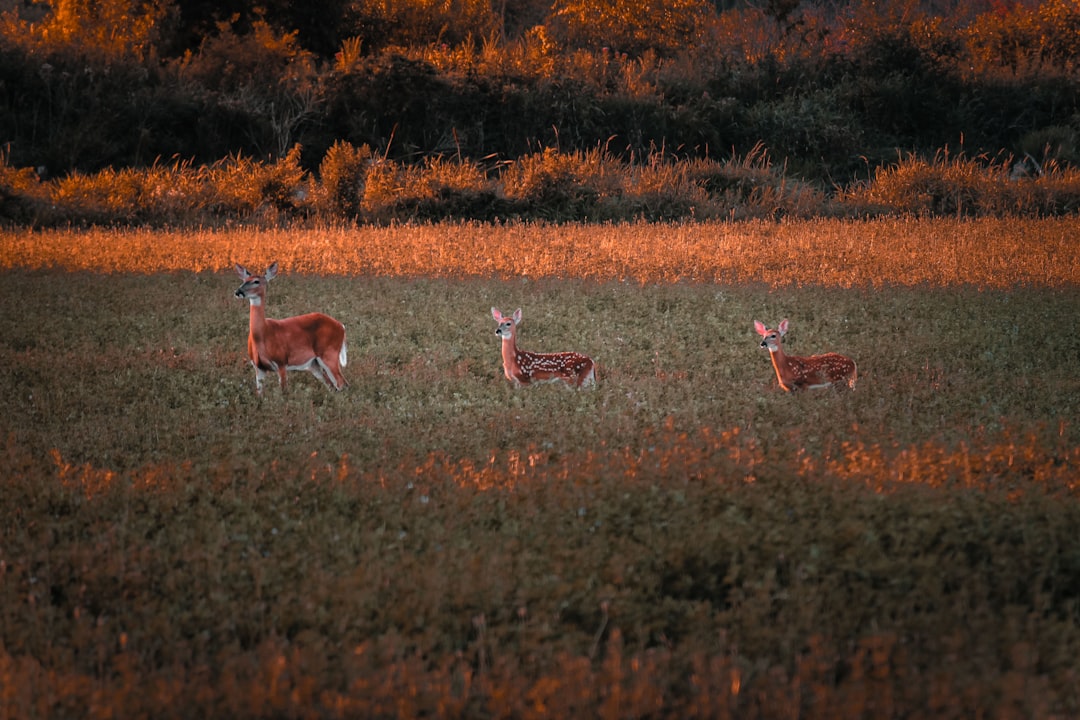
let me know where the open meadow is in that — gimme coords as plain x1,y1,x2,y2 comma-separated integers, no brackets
1,218,1079,718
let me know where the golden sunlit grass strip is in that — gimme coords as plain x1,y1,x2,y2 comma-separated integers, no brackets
2,217,1078,287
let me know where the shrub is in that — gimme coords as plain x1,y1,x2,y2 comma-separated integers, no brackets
743,89,867,183
688,146,831,219
0,0,169,62
360,158,409,220
347,0,501,51
0,154,49,224
41,146,311,225
549,0,713,56
205,145,308,218
408,156,507,221
964,0,1080,75
500,147,622,220
1022,166,1080,215
175,20,321,158
358,155,510,223
601,158,707,221
323,53,447,159
1019,125,1080,167
317,140,373,219
51,167,145,223
135,159,216,223
841,149,1080,217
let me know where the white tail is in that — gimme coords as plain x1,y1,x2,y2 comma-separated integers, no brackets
492,308,595,389
754,318,857,392
234,262,348,394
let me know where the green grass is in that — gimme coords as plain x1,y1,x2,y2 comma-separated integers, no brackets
2,272,1075,471
1,221,1079,718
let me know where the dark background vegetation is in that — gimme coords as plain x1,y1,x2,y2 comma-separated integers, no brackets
1,0,1078,190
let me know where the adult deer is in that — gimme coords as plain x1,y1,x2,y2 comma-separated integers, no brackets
491,308,595,388
234,263,348,394
754,318,857,391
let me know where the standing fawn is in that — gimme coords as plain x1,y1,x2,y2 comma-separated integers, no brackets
234,263,348,394
754,318,857,391
492,308,596,388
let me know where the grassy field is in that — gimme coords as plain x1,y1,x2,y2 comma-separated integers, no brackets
1,218,1079,718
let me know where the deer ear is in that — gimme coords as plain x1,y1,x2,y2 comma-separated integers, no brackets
513,309,522,325
778,318,789,335
265,262,279,281
235,264,250,279
491,308,503,321
754,320,767,336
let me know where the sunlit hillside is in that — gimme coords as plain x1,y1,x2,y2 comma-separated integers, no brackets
0,0,1077,217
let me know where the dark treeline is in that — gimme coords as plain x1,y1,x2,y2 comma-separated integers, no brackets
0,0,1078,187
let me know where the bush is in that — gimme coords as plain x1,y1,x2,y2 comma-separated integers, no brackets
744,88,867,182
0,0,168,62
964,0,1080,75
317,140,373,219
348,0,501,51
357,155,512,223
0,155,48,225
500,147,622,220
1019,125,1080,167
841,149,1080,217
51,167,145,223
601,158,707,221
175,20,321,159
205,145,308,217
549,0,713,56
1,143,1077,228
687,146,831,219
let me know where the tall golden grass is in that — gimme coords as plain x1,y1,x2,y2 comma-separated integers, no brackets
2,217,1078,287
6,143,1080,227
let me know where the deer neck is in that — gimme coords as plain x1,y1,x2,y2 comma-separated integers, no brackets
500,331,524,378
768,345,797,388
247,295,270,342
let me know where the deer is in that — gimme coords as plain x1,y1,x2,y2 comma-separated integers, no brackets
491,308,596,389
754,318,857,392
234,262,348,394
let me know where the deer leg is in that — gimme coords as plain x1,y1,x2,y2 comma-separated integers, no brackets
319,357,347,390
309,359,338,390
308,365,331,388
318,356,348,390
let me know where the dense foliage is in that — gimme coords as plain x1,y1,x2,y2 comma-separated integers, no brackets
0,0,1077,204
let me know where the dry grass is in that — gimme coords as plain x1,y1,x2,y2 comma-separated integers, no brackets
841,151,1080,217
2,216,1077,287
1,219,1079,718
9,141,1080,228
